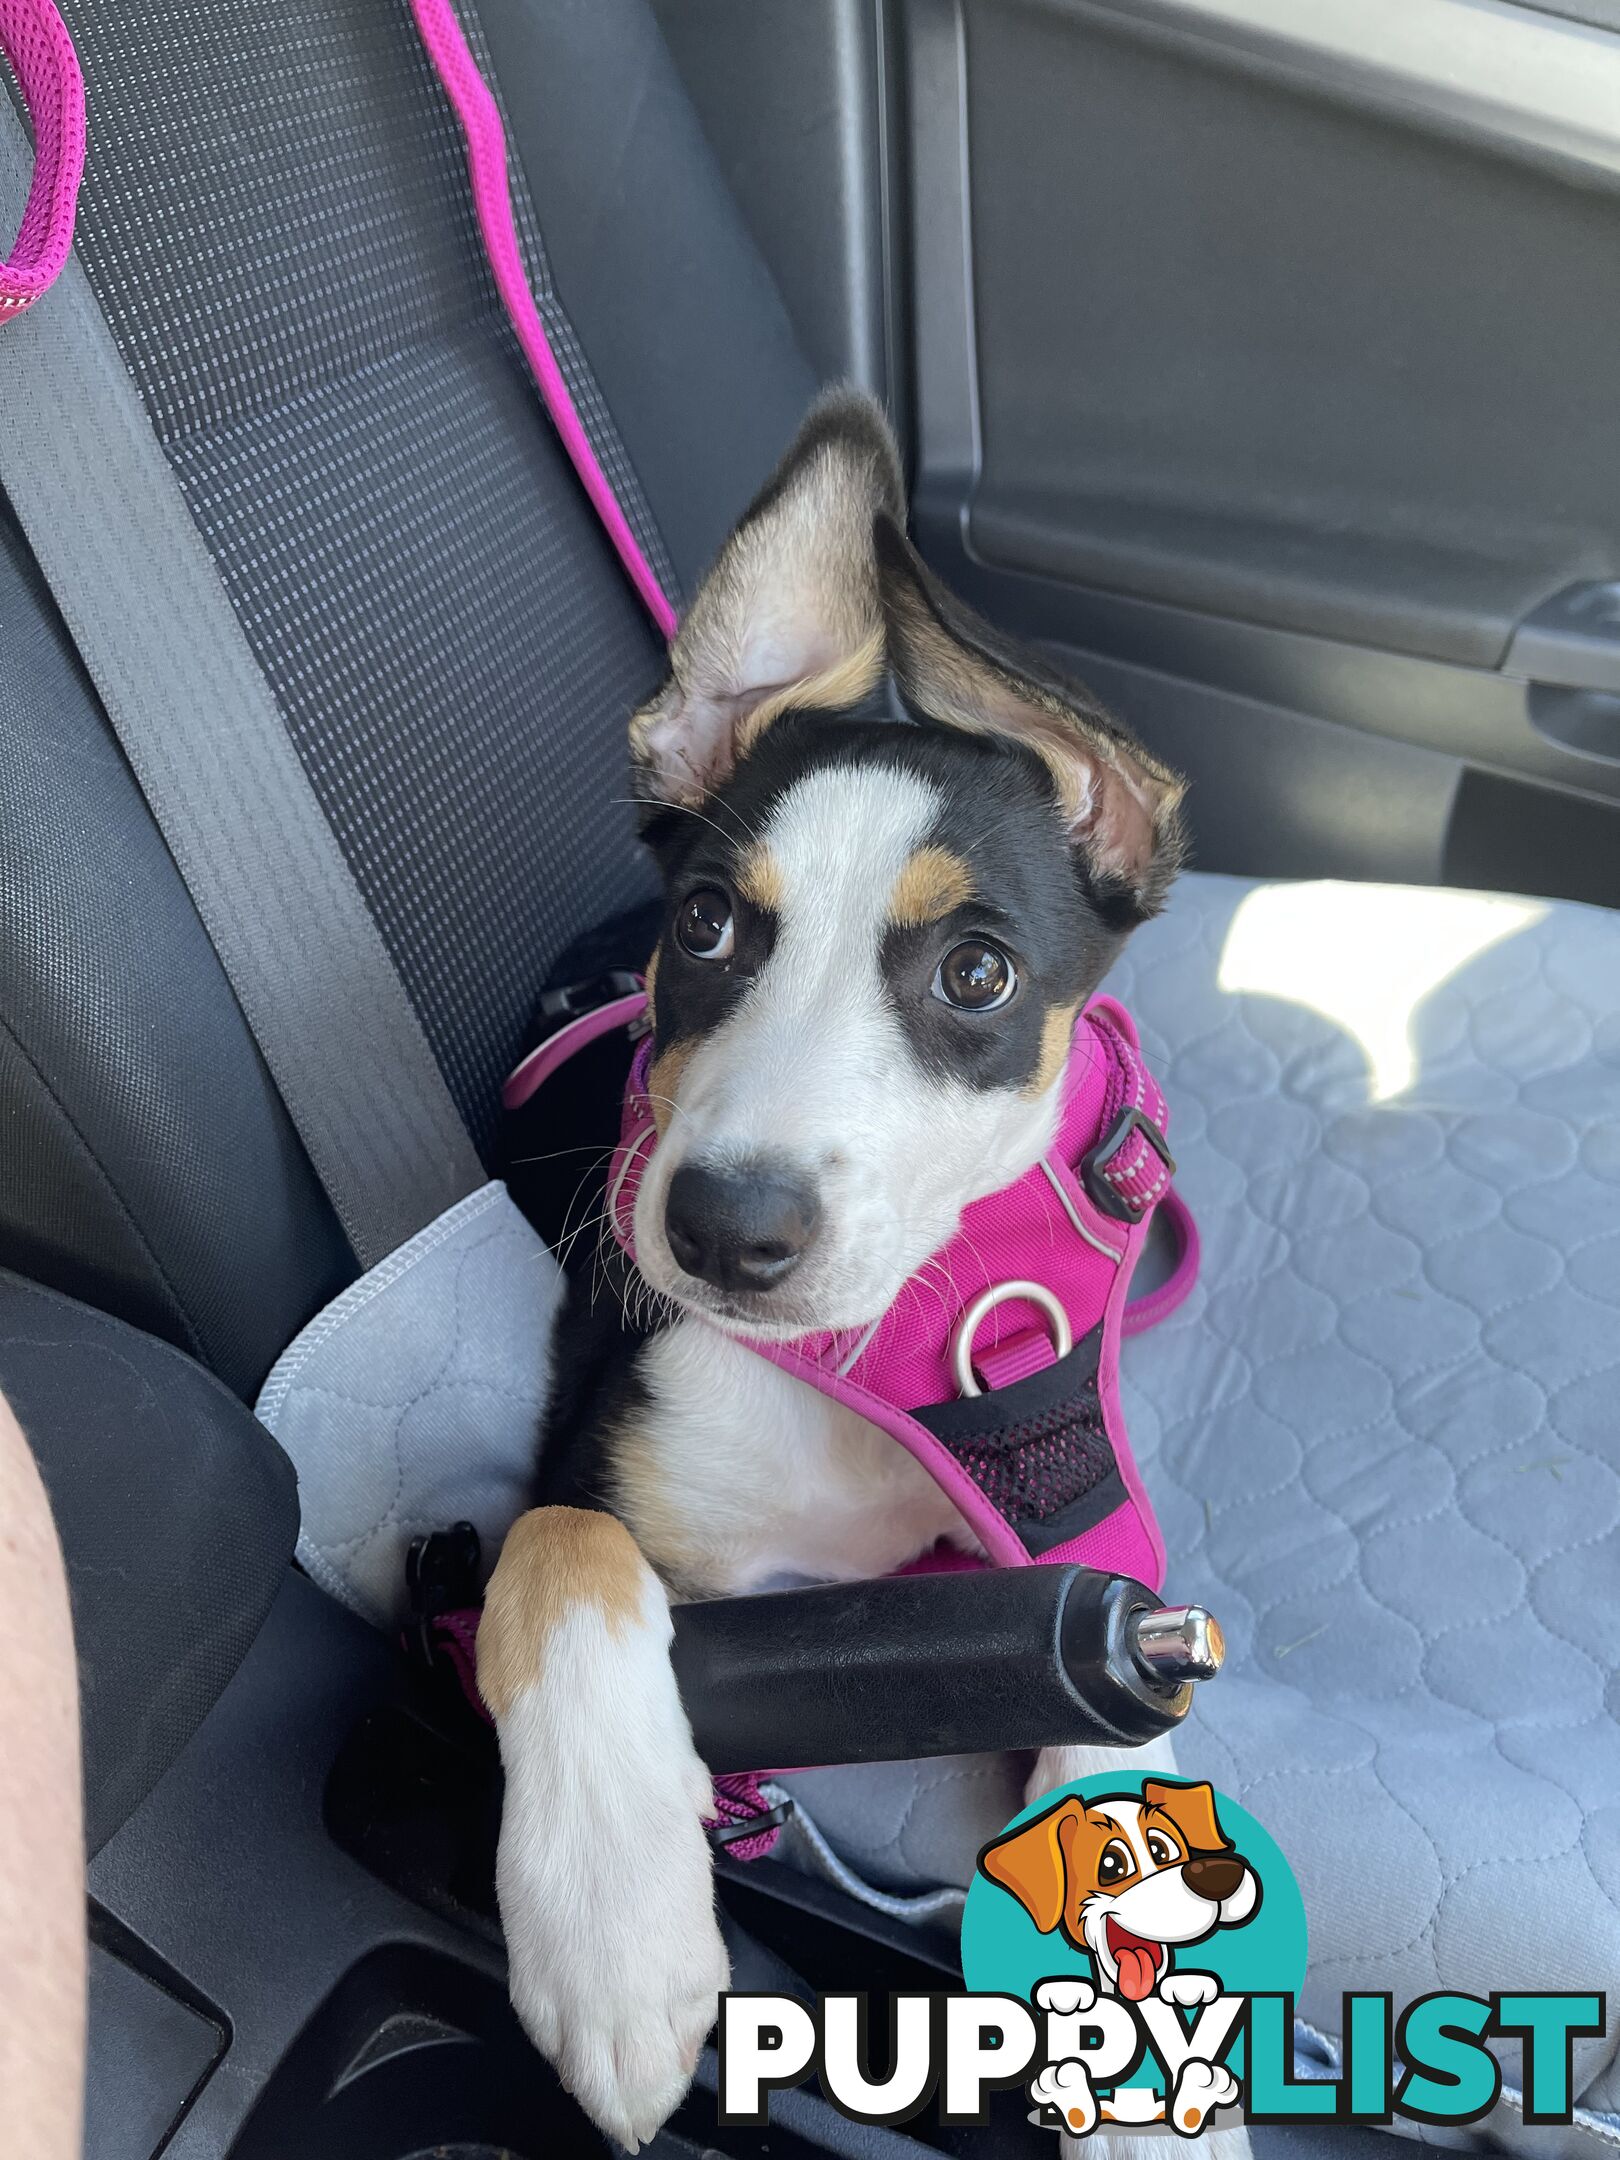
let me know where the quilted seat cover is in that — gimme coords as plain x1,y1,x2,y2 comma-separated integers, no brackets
785,872,1620,2146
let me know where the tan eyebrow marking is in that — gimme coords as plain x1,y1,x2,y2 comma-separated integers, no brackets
1026,1001,1080,1097
888,844,975,927
735,843,784,912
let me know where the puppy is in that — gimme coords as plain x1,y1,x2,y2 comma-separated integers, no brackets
477,392,1227,2156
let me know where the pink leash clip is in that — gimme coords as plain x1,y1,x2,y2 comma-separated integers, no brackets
0,0,85,322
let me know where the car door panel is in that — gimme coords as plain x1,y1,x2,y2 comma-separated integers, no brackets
901,0,1620,900
652,0,1620,902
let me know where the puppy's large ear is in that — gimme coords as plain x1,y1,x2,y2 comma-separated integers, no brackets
875,517,1185,920
630,390,904,806
978,1797,1083,1935
1141,1778,1231,1856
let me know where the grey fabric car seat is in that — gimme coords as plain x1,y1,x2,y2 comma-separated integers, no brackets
0,0,818,1381
0,0,814,1842
1,1,1616,2151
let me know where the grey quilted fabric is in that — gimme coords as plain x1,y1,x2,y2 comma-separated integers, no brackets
787,873,1620,2149
257,1181,563,1627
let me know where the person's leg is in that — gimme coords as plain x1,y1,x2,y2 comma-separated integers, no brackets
0,1387,85,2160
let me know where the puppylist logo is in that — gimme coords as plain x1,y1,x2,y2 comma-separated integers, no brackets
718,1775,1604,2138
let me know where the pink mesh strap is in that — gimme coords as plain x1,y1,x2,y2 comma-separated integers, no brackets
407,0,678,641
0,0,84,321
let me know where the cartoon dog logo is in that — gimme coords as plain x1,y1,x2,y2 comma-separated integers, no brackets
979,1780,1262,2137
979,1777,1260,2001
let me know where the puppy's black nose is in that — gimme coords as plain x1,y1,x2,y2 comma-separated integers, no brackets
665,1162,821,1293
1183,1854,1246,1903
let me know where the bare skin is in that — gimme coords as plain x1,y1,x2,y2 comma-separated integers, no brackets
0,1388,85,2160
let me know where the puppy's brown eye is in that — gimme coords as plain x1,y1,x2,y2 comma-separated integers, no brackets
677,887,735,961
934,939,1016,1012
1145,1830,1179,1867
1097,1840,1133,1886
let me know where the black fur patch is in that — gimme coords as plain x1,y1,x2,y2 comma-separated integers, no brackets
642,799,779,1060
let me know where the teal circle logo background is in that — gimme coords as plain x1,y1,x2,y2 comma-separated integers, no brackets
961,1773,1307,2081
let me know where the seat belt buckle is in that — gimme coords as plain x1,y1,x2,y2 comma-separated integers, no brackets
404,1520,483,1671
1081,1107,1176,1224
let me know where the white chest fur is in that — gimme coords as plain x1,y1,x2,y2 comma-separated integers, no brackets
611,1318,977,1598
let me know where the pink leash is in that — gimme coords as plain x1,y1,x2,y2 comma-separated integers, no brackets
0,0,85,321
408,0,679,642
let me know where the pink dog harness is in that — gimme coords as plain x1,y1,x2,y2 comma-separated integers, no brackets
505,989,1198,1591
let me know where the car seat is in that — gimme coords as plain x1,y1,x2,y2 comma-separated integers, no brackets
1,1,1616,2155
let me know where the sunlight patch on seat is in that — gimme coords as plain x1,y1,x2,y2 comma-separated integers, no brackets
1216,883,1548,1101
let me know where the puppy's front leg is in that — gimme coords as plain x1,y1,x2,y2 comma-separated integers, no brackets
479,1507,728,2149
1026,1732,1183,1807
1026,1740,1253,2160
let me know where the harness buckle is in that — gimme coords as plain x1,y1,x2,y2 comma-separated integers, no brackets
708,1797,795,1851
1081,1107,1176,1225
538,969,645,1026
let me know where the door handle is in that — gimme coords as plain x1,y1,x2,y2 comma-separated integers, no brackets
1503,581,1620,765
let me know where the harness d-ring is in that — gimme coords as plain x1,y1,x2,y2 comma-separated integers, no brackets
950,1280,1073,1399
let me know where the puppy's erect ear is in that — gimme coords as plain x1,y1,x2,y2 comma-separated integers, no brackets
979,1797,1083,1935
875,516,1185,920
630,389,904,806
1141,1779,1230,1856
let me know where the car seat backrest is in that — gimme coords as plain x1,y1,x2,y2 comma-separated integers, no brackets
0,0,817,1395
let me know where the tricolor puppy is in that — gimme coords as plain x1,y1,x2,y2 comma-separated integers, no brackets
477,392,1213,2155
981,1778,1260,2001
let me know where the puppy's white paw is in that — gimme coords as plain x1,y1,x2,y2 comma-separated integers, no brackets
1065,2130,1250,2160
506,1875,728,2147
500,1753,728,2143
1157,1969,1220,2009
1168,2058,1242,2140
1061,2090,1251,2159
492,1597,727,2149
1062,2132,1161,2160
1030,2056,1098,2137
1035,1977,1097,2017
